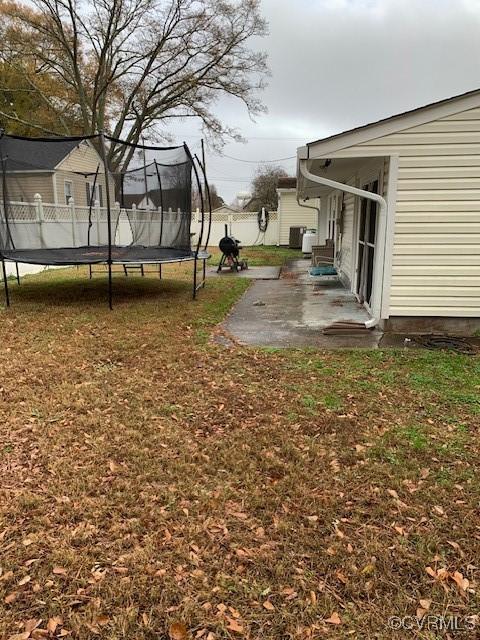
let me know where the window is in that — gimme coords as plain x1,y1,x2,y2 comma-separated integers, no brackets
86,182,103,207
64,180,73,204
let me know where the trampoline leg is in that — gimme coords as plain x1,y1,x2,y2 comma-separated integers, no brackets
89,264,93,279
108,261,113,310
159,263,162,280
2,260,10,308
15,263,20,286
202,259,206,288
192,257,197,299
141,264,144,277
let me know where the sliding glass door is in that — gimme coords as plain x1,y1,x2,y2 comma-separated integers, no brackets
356,180,378,308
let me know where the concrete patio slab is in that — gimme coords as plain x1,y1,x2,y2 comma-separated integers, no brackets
221,259,382,349
208,266,281,280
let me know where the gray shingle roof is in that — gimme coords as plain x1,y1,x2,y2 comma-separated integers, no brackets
0,136,82,172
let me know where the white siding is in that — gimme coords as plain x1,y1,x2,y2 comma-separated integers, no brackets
327,106,480,318
278,190,318,245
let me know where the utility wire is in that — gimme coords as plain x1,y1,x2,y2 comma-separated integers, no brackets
221,153,296,164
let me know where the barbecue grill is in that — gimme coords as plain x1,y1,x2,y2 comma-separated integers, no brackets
217,224,248,272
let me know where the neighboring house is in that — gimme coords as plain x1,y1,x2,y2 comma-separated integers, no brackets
242,196,262,212
0,137,112,206
277,177,320,245
297,87,480,334
211,204,241,215
124,188,187,211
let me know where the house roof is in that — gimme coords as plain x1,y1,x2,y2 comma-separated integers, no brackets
0,136,84,172
212,204,241,213
305,86,480,152
277,177,297,189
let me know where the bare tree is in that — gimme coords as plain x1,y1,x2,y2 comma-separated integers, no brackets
0,0,268,168
250,164,288,210
192,182,224,210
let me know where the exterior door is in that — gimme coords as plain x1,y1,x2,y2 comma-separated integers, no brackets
356,180,378,307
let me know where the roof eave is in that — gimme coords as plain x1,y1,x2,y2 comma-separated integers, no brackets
305,87,480,159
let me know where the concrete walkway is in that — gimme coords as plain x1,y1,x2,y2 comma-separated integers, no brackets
208,265,281,280
221,260,382,349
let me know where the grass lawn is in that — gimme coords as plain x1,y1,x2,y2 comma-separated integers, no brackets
0,252,479,639
206,244,303,267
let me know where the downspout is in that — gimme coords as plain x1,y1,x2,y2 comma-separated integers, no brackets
296,196,321,237
299,160,387,329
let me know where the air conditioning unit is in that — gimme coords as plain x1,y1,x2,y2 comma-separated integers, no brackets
289,226,306,249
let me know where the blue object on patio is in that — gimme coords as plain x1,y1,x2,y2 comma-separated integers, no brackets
309,265,337,276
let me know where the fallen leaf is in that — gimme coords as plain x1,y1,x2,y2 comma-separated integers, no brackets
452,571,469,592
361,564,375,576
325,612,342,625
419,599,432,610
47,617,63,633
425,566,437,578
0,570,14,582
24,619,42,633
18,575,31,586
52,567,67,576
169,622,188,640
263,600,275,611
433,505,445,516
25,559,39,567
5,591,18,604
417,607,428,619
226,617,244,633
7,633,30,640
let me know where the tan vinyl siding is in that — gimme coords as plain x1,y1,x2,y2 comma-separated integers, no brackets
278,191,318,245
5,173,54,203
329,105,480,318
54,141,114,206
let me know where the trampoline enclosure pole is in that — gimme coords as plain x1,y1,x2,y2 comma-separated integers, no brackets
99,132,113,309
1,259,10,307
184,143,204,299
200,140,213,250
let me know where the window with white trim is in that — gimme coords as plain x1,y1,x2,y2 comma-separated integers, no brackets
64,180,73,204
86,182,103,207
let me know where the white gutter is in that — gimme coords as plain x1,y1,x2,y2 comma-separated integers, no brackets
299,160,387,329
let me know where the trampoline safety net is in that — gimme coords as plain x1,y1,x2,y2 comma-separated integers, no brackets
0,133,205,266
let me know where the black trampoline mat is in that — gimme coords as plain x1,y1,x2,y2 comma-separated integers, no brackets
1,246,209,266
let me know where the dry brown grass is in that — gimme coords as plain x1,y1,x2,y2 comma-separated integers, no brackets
0,260,479,639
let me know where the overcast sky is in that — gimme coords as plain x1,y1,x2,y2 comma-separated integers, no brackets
170,0,480,204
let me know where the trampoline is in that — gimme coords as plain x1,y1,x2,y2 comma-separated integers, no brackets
0,132,212,308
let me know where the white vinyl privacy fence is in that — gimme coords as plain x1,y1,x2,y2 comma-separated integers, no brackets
1,196,280,278
191,209,279,246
